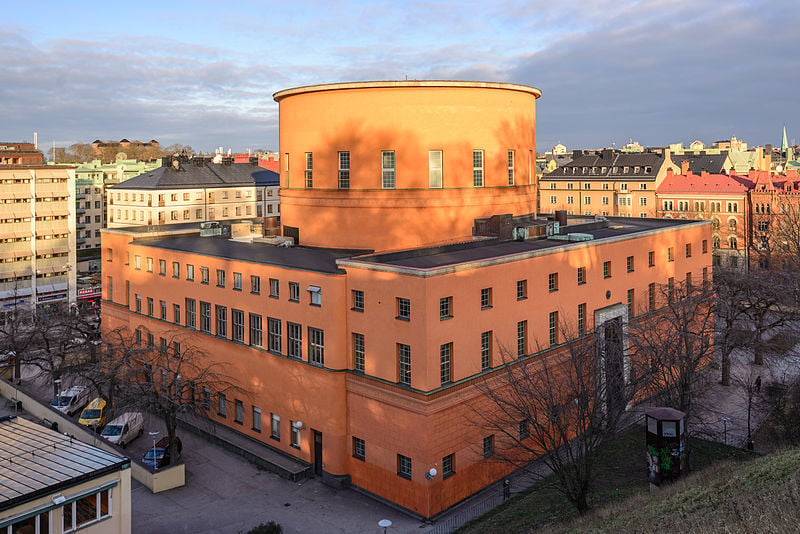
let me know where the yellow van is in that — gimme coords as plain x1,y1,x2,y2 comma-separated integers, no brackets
78,397,110,430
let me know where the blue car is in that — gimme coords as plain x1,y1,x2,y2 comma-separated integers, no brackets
142,436,182,469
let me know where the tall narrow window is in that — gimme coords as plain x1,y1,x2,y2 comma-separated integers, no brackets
549,311,559,346
288,322,302,359
578,303,586,336
649,282,656,311
398,343,411,385
382,150,396,189
577,266,586,285
516,280,527,300
232,309,244,342
440,342,452,385
627,289,635,318
473,150,484,187
283,153,289,183
338,151,350,189
249,313,263,347
481,331,492,371
309,327,324,366
185,298,196,329
215,305,227,337
304,152,313,188
507,149,515,185
517,320,527,358
353,332,365,372
200,301,211,332
268,317,281,353
429,150,443,188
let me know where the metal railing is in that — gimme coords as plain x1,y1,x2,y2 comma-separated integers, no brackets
427,491,504,534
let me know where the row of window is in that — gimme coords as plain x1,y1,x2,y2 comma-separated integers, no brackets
662,200,739,213
549,181,646,190
114,189,255,202
3,486,114,533
113,204,256,222
559,165,652,175
128,255,323,305
549,195,648,206
292,149,523,189
216,396,302,448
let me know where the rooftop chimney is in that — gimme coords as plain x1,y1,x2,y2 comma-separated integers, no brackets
681,160,690,175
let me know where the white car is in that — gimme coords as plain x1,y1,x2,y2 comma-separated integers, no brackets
101,412,144,448
50,385,91,416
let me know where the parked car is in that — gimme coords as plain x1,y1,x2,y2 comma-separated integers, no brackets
100,412,144,447
142,436,183,469
78,397,111,429
50,385,91,416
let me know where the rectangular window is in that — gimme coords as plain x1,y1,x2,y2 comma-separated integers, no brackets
703,267,709,289
218,393,227,417
550,195,557,204
483,435,494,458
233,272,242,291
159,259,166,275
173,303,180,324
353,437,366,460
578,303,586,336
216,305,227,337
147,297,154,316
352,289,364,311
627,255,634,272
308,285,322,306
481,331,492,371
639,197,647,206
429,150,443,188
216,269,226,287
147,257,153,272
271,414,280,440
382,150,396,189
649,282,656,311
135,293,141,313
440,342,452,385
577,266,586,285
397,297,410,320
234,400,244,424
250,313,263,347
603,261,611,278
338,151,350,189
584,195,591,205
507,149,515,185
668,247,674,262
397,454,412,479
172,261,180,278
685,243,692,258
353,332,365,372
268,317,282,353
516,280,527,300
398,343,411,385
134,255,141,270
178,298,194,329
304,152,313,188
201,267,209,284
232,309,244,342
309,327,324,365
200,301,211,332
187,264,194,281
288,322,302,359
548,272,559,292
251,275,261,294
549,311,559,346
702,239,708,254
473,150,484,187
160,300,167,320
517,320,527,358
269,278,279,298
289,282,300,302
290,422,301,448
160,337,168,356
648,251,655,267
253,407,262,432
440,296,453,319
480,288,493,309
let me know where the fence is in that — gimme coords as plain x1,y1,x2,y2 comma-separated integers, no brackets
427,491,504,534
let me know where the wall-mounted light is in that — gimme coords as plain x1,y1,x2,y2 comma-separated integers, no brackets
51,494,66,505
424,467,437,480
292,421,304,430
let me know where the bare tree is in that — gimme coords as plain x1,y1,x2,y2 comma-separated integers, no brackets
739,270,797,366
713,268,753,385
0,307,38,382
629,276,715,421
115,328,245,464
472,318,635,514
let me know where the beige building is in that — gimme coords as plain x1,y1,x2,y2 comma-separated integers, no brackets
0,416,132,534
539,148,678,217
0,165,77,313
107,156,279,228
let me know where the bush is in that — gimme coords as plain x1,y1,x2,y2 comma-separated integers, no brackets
246,521,283,534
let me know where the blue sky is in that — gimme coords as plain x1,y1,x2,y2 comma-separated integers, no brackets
1,0,797,153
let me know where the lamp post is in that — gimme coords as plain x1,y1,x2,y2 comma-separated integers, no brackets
378,519,392,534
54,378,62,409
148,431,159,470
721,416,731,445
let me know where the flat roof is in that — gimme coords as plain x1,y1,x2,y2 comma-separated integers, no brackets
134,235,364,275
343,217,707,273
274,80,542,102
0,417,129,512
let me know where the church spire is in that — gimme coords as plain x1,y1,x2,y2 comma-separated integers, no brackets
781,124,789,152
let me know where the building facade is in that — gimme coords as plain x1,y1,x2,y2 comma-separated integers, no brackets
539,148,678,218
0,163,77,313
101,81,712,518
106,157,279,228
0,143,44,166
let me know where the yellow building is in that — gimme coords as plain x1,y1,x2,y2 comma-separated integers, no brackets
0,416,132,534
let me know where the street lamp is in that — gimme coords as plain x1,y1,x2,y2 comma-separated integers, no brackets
54,378,62,408
148,431,160,470
378,519,392,534
720,416,731,445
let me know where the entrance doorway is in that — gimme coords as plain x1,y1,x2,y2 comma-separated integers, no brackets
313,430,323,476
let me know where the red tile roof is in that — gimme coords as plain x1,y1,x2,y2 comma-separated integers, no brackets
658,169,752,194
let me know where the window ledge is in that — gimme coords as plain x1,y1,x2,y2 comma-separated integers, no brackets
351,307,364,312
440,315,453,321
395,316,410,322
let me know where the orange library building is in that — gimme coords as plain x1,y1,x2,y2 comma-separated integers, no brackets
101,81,712,518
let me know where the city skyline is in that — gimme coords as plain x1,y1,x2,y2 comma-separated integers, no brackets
2,0,797,153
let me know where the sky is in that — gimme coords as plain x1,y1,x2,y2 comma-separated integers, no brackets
1,0,797,154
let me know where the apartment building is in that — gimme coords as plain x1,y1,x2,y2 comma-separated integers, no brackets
539,148,679,218
106,157,278,228
101,81,712,518
0,161,77,313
